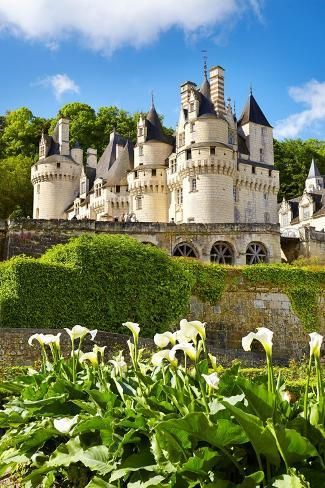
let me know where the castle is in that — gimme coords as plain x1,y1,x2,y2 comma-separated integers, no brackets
31,64,282,264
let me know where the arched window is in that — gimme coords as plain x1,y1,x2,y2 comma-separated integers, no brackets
246,242,268,265
173,242,198,258
210,241,234,264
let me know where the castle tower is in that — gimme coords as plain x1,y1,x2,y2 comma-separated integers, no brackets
305,159,324,192
238,91,274,165
127,100,174,222
168,68,236,223
31,118,82,219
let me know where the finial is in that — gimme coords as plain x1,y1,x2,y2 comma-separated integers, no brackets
233,100,236,115
249,83,253,96
151,90,155,108
201,49,208,80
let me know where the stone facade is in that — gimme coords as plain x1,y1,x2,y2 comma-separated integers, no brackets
30,63,281,265
2,219,281,265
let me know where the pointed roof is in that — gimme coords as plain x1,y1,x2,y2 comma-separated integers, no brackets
145,104,174,144
238,93,272,127
307,158,321,178
95,132,129,180
105,141,134,187
198,79,216,117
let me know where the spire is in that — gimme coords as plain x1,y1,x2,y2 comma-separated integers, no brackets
201,49,208,80
145,101,174,145
307,158,321,178
238,92,272,127
151,90,155,108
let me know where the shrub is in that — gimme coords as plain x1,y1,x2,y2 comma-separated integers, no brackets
0,235,192,335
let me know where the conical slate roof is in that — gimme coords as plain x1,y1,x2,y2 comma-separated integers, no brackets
145,104,174,145
198,79,215,117
95,132,129,179
106,140,134,186
238,94,272,127
307,158,321,178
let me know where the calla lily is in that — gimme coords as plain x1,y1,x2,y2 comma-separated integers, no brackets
171,343,197,362
154,332,176,348
208,353,218,371
109,357,127,375
93,344,106,360
64,325,97,342
123,322,140,339
152,349,171,366
54,416,78,434
179,319,199,342
242,327,273,356
202,372,220,390
309,332,323,358
28,333,61,347
79,351,98,366
188,320,206,340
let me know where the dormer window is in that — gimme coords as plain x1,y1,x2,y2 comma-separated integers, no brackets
95,182,102,197
190,102,195,112
178,133,185,147
210,147,215,156
139,145,143,156
303,207,310,219
138,127,143,137
39,145,45,157
116,185,120,193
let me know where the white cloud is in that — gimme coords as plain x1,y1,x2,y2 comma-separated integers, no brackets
274,80,325,139
35,74,80,100
0,0,262,54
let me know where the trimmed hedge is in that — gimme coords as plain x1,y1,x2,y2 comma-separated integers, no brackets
0,235,324,334
0,235,193,336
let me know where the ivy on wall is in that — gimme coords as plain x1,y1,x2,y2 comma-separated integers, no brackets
0,236,324,333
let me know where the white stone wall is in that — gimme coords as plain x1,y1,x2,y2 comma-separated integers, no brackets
240,123,274,165
32,160,81,219
134,141,173,168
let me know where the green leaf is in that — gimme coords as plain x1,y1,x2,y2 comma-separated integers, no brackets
109,448,157,482
237,471,264,487
236,376,275,421
223,401,280,466
271,470,310,487
180,447,219,475
267,423,319,465
85,477,115,488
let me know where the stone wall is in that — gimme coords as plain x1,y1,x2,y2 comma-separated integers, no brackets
2,219,281,264
281,226,325,263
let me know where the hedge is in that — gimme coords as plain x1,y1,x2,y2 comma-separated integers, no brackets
0,235,193,336
0,235,324,334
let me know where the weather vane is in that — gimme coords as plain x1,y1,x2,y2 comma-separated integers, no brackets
201,50,208,80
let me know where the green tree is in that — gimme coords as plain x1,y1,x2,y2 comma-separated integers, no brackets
94,106,139,154
0,108,49,159
0,155,33,218
274,138,325,200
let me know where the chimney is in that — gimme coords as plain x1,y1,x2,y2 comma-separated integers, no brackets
87,148,97,168
58,118,70,156
180,81,196,109
209,66,225,115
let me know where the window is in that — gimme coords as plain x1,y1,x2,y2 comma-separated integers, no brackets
190,122,195,133
81,181,86,194
190,102,195,112
152,169,156,177
264,212,270,223
246,242,268,265
37,184,40,194
173,243,197,258
171,160,177,173
134,171,138,179
186,149,191,160
282,214,289,226
210,147,215,156
303,207,310,219
269,169,272,177
260,148,264,162
39,145,45,157
178,133,185,147
263,192,268,200
138,127,143,137
228,129,235,145
57,162,61,168
176,188,183,205
261,127,267,136
233,186,238,202
191,178,197,191
210,242,234,265
252,166,256,174
139,145,143,156
116,185,120,193
136,196,142,210
95,183,102,197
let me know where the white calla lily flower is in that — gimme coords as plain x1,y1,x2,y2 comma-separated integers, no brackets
28,333,61,347
188,320,206,340
64,325,97,342
54,416,78,434
202,372,220,389
208,353,218,371
28,333,46,347
93,344,106,358
152,349,171,366
109,357,127,375
171,343,197,362
79,351,98,366
154,332,175,348
242,327,273,356
179,319,199,342
123,322,140,339
309,332,323,358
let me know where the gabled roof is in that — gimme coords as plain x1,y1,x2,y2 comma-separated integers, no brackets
238,94,272,127
145,104,174,145
307,159,321,178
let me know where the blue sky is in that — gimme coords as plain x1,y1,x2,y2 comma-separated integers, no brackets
0,0,324,139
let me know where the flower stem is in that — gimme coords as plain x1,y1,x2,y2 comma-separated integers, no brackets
304,355,312,422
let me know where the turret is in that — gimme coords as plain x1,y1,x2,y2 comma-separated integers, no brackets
305,159,324,192
127,100,174,222
238,91,274,165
